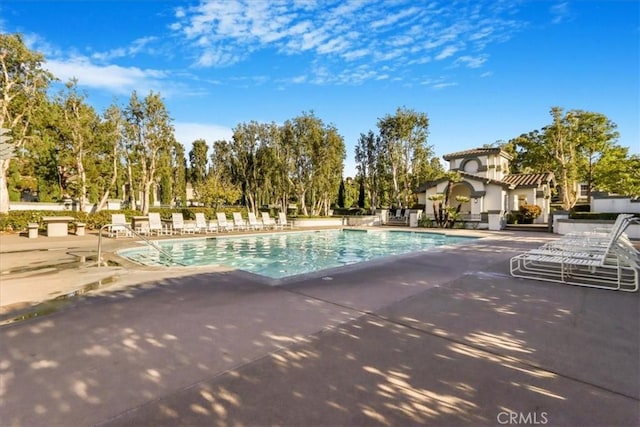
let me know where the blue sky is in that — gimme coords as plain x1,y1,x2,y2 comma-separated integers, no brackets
1,0,638,176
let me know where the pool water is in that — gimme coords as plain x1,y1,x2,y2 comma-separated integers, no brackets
117,229,475,279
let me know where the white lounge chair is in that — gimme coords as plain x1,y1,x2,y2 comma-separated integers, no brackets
247,212,264,230
109,214,132,238
278,212,293,229
216,212,233,232
510,216,639,292
261,212,281,230
542,214,638,259
195,213,217,233
171,213,196,235
232,212,248,231
148,212,171,236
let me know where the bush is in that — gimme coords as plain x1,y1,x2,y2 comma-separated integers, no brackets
518,204,542,223
569,212,633,221
418,217,433,228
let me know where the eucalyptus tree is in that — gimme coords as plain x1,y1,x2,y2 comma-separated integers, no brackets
281,112,328,216
310,123,344,216
377,107,430,207
54,79,102,212
188,139,209,185
94,104,124,211
0,33,53,213
123,91,174,214
230,121,265,213
254,122,283,210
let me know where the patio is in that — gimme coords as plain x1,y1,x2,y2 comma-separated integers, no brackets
0,230,637,426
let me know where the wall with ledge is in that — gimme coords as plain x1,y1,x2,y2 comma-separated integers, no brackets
556,219,639,239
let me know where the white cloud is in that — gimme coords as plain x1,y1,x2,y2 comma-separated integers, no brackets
91,36,158,62
174,122,233,146
435,45,460,60
455,55,488,68
170,0,526,83
45,57,167,94
550,2,571,24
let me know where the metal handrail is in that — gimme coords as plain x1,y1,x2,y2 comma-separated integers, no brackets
97,223,183,267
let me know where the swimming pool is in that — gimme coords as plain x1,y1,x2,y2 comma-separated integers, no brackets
117,229,475,280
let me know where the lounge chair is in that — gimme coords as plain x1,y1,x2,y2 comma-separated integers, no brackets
261,212,281,230
278,212,293,229
510,216,639,292
232,212,248,231
171,213,196,235
247,212,264,230
195,212,217,233
216,212,234,232
109,214,132,238
542,214,638,259
148,212,171,236
393,208,403,220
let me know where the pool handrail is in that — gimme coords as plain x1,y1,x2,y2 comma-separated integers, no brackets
97,223,183,267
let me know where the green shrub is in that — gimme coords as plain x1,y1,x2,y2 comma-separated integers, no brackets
569,212,632,221
418,217,433,228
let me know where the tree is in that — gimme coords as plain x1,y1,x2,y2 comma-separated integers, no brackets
0,34,53,213
573,111,619,200
355,130,384,212
593,147,640,197
94,104,123,211
123,91,174,214
55,79,100,212
193,171,241,209
171,142,187,206
282,112,344,216
377,107,431,207
337,179,345,208
357,178,365,209
427,171,465,228
230,121,265,214
511,107,624,209
188,139,208,185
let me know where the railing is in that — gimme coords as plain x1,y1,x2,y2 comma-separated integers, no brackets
96,223,182,267
422,213,482,221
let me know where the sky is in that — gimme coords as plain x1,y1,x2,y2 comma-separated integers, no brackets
1,0,639,177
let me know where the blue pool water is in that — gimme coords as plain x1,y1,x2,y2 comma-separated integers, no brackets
117,229,475,279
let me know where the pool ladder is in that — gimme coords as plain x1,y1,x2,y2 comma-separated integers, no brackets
96,223,183,267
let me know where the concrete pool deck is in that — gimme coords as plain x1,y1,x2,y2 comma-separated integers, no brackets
0,228,638,426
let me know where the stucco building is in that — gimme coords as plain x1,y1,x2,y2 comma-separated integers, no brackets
416,147,555,230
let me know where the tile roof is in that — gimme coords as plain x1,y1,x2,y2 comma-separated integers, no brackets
443,147,509,160
502,173,554,187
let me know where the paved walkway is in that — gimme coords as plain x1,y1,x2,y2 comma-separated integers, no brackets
0,229,638,426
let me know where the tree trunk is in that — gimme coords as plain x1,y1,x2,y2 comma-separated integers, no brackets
77,150,86,212
126,162,136,210
0,158,10,214
96,143,118,212
142,181,152,215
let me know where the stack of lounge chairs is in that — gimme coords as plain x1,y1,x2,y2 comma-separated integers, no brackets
510,214,639,292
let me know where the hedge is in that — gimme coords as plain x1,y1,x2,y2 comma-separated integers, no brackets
569,212,637,221
0,207,260,232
